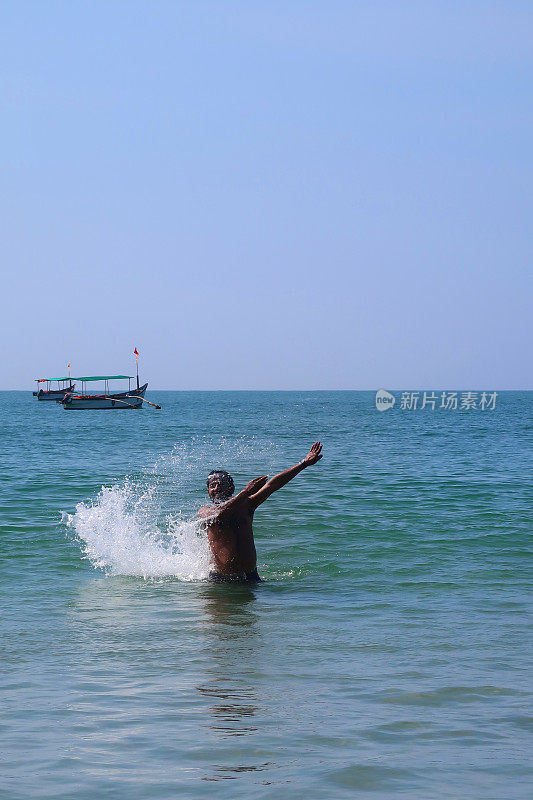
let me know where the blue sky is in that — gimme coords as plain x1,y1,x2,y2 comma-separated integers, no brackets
1,1,531,389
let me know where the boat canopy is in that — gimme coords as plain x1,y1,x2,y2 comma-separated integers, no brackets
73,375,134,382
36,377,73,382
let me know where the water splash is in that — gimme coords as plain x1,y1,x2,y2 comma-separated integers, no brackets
65,478,210,580
64,435,280,580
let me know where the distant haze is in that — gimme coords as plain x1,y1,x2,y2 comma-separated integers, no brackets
1,1,531,389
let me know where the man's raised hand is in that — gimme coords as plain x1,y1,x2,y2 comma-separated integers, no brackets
244,475,269,495
303,441,323,467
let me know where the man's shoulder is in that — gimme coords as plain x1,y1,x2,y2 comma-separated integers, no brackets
197,505,215,519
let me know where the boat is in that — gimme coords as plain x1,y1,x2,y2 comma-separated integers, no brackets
59,375,156,410
33,377,76,401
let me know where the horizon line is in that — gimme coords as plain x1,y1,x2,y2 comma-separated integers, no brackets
2,387,532,393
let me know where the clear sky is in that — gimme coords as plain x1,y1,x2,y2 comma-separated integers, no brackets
1,1,531,389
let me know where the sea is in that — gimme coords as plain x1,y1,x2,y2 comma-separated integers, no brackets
1,390,531,799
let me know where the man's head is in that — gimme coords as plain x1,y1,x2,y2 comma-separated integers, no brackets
206,470,235,503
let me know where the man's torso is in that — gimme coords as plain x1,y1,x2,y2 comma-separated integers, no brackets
200,501,257,575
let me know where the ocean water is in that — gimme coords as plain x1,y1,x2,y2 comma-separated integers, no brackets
1,390,531,799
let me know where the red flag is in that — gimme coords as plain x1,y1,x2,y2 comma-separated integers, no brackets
134,347,139,358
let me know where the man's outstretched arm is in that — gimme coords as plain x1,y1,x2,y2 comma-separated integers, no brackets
248,442,323,509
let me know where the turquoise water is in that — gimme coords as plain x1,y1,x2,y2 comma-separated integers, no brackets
1,390,531,799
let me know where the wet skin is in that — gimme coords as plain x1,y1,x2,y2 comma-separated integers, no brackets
198,442,323,577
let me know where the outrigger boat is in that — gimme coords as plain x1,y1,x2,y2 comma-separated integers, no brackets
33,377,76,401
59,375,159,410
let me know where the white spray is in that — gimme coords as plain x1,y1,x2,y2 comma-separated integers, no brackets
65,478,210,580
64,436,278,581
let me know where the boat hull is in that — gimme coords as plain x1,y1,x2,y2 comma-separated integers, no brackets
61,383,148,410
33,385,76,401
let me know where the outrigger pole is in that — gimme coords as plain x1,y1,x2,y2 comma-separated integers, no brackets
104,397,137,409
126,396,161,409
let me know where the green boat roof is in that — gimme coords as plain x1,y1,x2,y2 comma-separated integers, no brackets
36,376,73,382
74,375,134,382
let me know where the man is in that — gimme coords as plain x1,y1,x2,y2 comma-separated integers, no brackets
198,442,323,582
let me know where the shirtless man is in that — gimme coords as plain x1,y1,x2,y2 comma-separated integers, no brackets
198,442,323,582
